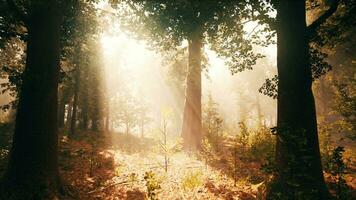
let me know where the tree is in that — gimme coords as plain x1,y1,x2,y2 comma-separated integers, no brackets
0,1,65,198
0,0,109,197
88,43,105,132
202,94,223,143
62,0,102,135
137,103,151,139
58,71,73,129
330,43,356,139
118,0,269,151
70,47,81,136
253,0,356,198
112,92,138,135
0,38,25,112
266,0,350,199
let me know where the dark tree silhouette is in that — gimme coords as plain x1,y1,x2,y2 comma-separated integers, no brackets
0,1,64,199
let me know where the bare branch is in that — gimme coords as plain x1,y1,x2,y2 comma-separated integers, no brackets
307,0,341,38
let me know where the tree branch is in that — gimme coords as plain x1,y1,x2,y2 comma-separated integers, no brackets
307,0,341,38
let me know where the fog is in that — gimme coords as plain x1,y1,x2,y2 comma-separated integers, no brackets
100,30,277,136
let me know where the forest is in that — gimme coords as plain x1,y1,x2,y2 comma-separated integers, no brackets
0,0,355,199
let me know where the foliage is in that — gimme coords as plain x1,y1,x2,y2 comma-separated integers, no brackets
0,37,25,111
117,0,273,72
237,121,250,148
181,170,203,190
259,75,278,99
259,0,356,99
144,171,162,200
156,107,181,172
0,0,107,126
260,152,276,176
112,92,138,134
111,88,152,135
324,146,350,199
137,103,152,138
128,172,139,187
318,122,333,166
333,80,356,139
203,94,224,148
250,126,275,161
199,138,213,168
0,121,12,150
0,122,12,175
158,112,169,172
231,136,239,186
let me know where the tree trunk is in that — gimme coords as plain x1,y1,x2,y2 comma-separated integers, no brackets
80,65,89,130
0,1,63,199
90,77,100,132
181,30,202,151
81,84,89,130
267,1,329,199
70,61,80,136
66,98,73,128
105,107,110,132
256,94,263,127
58,88,66,128
91,110,99,131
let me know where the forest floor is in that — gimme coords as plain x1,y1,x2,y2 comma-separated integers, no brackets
59,131,268,200
59,131,356,200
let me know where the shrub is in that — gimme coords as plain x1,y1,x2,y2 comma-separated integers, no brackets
250,126,275,161
324,146,350,199
181,170,203,190
144,171,161,200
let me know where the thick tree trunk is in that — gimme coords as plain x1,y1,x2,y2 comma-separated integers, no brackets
267,1,329,199
181,30,202,151
0,1,63,199
70,62,80,136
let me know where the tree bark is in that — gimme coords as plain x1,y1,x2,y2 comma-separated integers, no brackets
0,1,63,199
181,29,203,151
267,1,329,199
